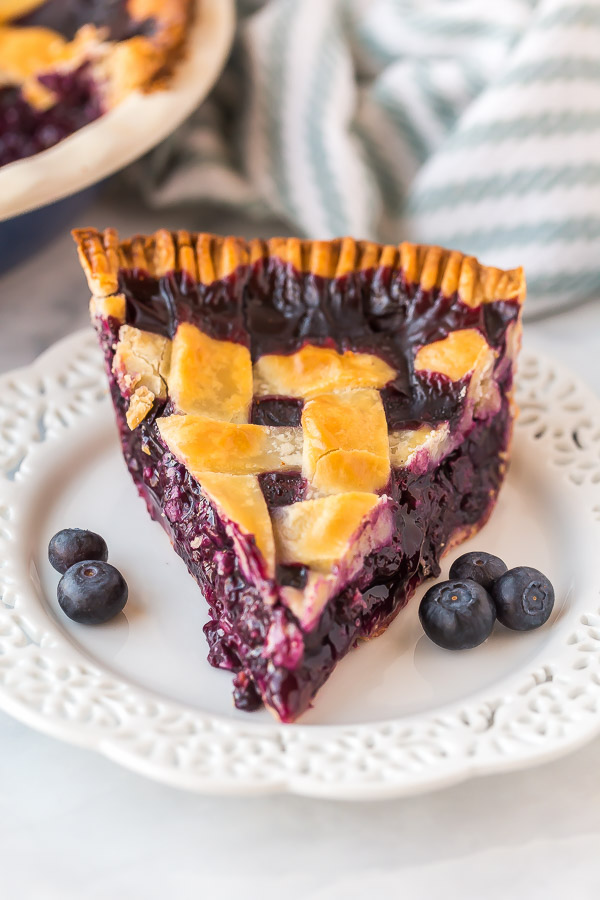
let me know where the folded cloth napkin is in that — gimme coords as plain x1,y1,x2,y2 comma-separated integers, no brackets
137,0,600,317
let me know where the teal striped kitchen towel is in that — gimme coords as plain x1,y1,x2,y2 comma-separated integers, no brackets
140,0,600,317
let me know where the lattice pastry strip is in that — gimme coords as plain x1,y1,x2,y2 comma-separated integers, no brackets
273,492,382,572
114,319,498,586
168,323,253,423
301,389,391,495
112,325,171,429
157,415,303,476
253,345,396,399
198,473,276,579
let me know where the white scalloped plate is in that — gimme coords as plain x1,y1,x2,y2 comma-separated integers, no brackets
0,0,235,222
1,330,600,799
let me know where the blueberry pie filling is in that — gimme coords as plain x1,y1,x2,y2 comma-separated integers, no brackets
74,229,525,722
13,0,155,40
0,0,192,166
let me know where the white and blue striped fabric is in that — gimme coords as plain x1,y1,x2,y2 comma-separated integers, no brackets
140,0,600,317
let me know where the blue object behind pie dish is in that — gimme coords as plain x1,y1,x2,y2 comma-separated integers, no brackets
0,186,98,275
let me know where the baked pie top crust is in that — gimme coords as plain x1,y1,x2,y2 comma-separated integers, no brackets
74,228,525,627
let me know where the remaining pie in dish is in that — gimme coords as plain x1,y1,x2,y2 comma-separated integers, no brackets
73,228,525,722
0,0,192,167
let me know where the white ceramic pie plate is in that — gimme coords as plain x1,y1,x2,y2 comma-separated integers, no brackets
1,330,599,799
0,0,235,222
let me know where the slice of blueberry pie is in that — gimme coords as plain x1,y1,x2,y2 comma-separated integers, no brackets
73,228,525,722
0,0,192,167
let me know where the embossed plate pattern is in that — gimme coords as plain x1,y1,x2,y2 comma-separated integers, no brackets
0,331,599,799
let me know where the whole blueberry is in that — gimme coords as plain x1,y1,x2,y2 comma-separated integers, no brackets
449,551,507,591
48,528,108,574
419,579,496,650
492,566,554,631
57,560,128,625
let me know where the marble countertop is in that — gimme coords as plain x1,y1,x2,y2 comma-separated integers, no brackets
2,190,600,899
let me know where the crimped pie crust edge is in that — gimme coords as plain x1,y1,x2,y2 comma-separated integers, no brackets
72,227,526,310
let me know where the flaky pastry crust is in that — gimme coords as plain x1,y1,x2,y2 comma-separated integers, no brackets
72,228,526,312
73,225,525,646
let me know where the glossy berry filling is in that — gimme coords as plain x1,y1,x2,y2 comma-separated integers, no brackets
95,255,514,721
15,0,155,40
251,397,303,427
258,471,306,509
118,262,519,428
0,64,103,167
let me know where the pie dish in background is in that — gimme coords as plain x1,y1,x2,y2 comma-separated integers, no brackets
0,0,192,168
0,0,235,224
73,228,525,722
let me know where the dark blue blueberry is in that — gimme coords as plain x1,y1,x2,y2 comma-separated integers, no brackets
449,551,507,591
419,579,496,650
48,528,108,574
57,560,128,625
491,566,554,631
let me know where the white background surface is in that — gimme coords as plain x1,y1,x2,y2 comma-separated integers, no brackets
2,189,600,898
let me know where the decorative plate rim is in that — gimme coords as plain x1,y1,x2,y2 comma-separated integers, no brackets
1,329,600,800
0,0,236,222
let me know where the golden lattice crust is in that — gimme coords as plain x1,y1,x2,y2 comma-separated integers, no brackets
113,324,171,398
74,228,525,626
197,473,276,579
157,415,303,476
0,1,46,19
168,323,253,423
253,346,396,399
273,493,382,572
414,329,494,382
302,390,391,495
119,315,510,604
0,0,191,109
72,228,526,311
